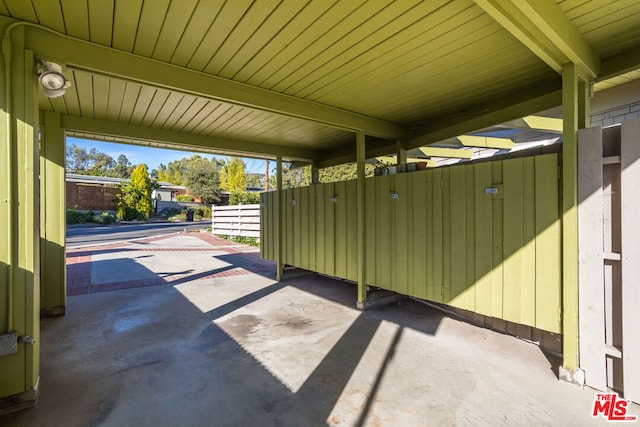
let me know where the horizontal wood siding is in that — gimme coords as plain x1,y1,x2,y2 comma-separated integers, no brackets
260,154,562,333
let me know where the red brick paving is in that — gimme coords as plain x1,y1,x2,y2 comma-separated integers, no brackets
66,233,275,296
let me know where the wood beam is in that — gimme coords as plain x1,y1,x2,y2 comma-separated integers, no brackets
418,147,473,159
375,156,437,166
24,25,410,140
598,45,640,82
522,115,563,133
473,0,599,79
457,135,514,150
60,115,316,162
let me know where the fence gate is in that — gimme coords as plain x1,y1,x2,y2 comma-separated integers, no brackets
212,204,260,238
578,118,640,403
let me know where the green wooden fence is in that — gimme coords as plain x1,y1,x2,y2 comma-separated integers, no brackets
261,153,561,333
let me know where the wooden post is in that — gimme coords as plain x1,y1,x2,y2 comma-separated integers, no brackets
356,131,367,304
276,156,284,281
40,111,66,316
396,140,407,165
561,62,583,381
265,159,269,192
311,161,319,185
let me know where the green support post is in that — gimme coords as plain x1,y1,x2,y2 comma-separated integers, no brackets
40,111,66,317
0,23,41,412
276,156,284,281
311,161,319,185
396,140,407,165
356,131,367,304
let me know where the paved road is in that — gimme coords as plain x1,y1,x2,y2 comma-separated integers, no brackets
66,221,211,247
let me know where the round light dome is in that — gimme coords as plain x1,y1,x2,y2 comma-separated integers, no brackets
39,71,67,90
38,69,69,98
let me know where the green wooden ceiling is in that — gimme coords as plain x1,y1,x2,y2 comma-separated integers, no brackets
1,0,639,163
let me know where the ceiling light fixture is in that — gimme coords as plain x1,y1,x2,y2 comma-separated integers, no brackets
37,60,70,98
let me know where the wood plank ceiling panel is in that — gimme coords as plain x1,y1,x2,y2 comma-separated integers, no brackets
31,0,65,33
291,0,453,99
129,85,157,126
559,0,640,57
139,88,171,127
215,0,309,79
152,0,199,62
3,0,37,21
112,0,143,52
72,70,94,118
106,79,126,122
306,1,484,103
169,1,225,66
92,73,110,121
186,0,253,71
133,0,170,57
87,0,114,46
60,0,89,39
229,0,337,82
275,0,430,96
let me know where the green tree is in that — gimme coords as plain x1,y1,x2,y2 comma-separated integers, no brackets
223,157,246,193
184,157,220,204
108,154,134,178
116,164,153,220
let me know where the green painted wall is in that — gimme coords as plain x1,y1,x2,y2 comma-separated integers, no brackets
261,153,562,333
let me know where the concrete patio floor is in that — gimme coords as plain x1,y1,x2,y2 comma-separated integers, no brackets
1,233,622,426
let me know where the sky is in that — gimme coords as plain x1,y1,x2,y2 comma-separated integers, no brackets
67,137,268,175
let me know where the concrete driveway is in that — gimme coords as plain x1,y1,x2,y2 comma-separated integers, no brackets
1,232,621,426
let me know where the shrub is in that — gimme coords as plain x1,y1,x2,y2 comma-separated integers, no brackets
159,207,182,219
176,194,194,202
66,209,116,225
194,205,212,219
229,191,260,205
92,212,116,224
66,209,81,225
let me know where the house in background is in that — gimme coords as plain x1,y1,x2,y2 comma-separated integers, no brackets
66,173,187,211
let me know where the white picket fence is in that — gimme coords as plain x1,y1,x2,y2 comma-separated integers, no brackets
212,204,260,238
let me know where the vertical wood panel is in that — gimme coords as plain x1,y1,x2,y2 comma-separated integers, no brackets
621,118,640,402
300,186,309,271
316,184,326,275
394,174,409,295
293,186,301,268
577,126,606,391
431,169,443,302
442,169,451,304
366,176,377,285
465,165,476,312
535,154,561,333
376,175,391,289
346,180,358,282
411,172,428,299
449,166,470,309
425,171,434,299
334,181,347,279
503,159,525,324
324,183,335,276
286,188,294,266
474,163,493,316
491,162,504,320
